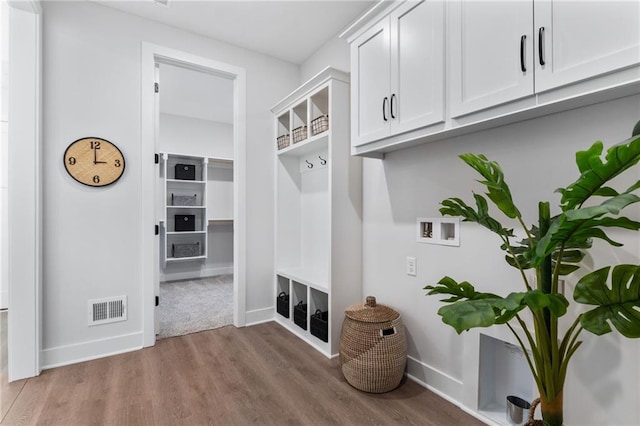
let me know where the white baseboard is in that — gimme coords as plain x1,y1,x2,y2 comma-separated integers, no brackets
244,307,274,326
160,266,233,282
405,356,495,426
41,332,143,370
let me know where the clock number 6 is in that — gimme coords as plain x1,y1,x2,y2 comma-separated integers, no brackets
93,175,100,184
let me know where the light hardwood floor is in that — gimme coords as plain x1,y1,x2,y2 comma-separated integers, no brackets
1,320,485,425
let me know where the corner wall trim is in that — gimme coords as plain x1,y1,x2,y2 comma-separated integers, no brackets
244,308,274,326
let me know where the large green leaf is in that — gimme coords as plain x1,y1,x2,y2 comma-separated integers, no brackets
459,153,521,219
558,135,640,211
532,195,640,266
426,277,569,333
574,265,640,338
440,194,513,237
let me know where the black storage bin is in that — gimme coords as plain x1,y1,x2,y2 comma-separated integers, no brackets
293,301,307,330
311,309,329,342
276,292,289,318
175,214,196,232
175,163,196,180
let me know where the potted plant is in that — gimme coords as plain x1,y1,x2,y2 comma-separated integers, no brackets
425,120,640,426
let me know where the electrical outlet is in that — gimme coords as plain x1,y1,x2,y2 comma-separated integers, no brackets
407,257,417,276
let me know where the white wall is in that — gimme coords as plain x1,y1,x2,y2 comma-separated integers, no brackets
300,35,350,83
40,1,298,366
159,113,233,159
301,33,640,426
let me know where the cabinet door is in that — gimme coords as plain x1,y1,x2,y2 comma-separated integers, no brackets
351,19,391,147
390,0,444,135
448,0,534,117
534,0,640,93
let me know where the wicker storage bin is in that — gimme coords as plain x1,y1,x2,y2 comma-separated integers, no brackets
277,134,290,150
277,292,290,318
292,125,308,144
340,296,407,393
294,300,307,330
171,193,197,206
172,242,200,258
311,114,329,136
310,309,328,342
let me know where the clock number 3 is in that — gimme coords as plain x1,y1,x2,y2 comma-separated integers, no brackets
115,159,121,167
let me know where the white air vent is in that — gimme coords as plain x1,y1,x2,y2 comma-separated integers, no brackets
88,296,127,326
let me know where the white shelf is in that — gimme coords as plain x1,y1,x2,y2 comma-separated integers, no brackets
166,255,207,262
166,179,205,184
277,133,328,157
166,231,206,236
276,267,328,292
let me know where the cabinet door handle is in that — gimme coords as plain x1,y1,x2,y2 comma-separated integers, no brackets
538,27,545,66
390,94,396,119
520,35,527,72
383,97,388,121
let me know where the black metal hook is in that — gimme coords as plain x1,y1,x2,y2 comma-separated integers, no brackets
306,160,313,169
319,156,327,165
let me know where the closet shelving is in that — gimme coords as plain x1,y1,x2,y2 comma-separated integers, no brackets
159,153,233,264
272,67,362,357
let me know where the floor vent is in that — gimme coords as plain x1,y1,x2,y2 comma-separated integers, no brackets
88,296,127,326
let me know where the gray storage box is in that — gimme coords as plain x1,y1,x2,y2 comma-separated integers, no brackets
172,242,200,258
171,193,197,206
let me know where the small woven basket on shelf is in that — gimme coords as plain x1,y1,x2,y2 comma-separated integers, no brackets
311,114,329,136
292,125,307,144
340,296,407,393
277,134,290,150
524,398,543,426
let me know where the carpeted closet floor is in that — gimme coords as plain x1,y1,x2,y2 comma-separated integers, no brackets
158,274,233,339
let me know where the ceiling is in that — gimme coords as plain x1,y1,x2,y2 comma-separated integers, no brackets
94,0,378,64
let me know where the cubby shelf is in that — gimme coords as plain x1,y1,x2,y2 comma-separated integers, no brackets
272,67,362,357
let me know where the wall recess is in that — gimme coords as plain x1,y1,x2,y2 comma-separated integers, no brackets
417,217,460,246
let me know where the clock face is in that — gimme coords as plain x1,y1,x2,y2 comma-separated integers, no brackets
63,137,125,187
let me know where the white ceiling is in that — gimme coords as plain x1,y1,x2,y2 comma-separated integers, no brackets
95,0,377,64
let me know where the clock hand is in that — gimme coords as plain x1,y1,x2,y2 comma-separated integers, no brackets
93,146,97,164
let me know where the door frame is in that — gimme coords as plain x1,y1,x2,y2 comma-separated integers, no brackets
7,0,43,381
141,43,247,346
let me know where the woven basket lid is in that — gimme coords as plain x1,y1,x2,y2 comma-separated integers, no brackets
344,296,399,323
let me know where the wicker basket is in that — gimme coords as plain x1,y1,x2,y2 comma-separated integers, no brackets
340,296,407,393
311,114,329,136
292,125,308,144
277,134,290,150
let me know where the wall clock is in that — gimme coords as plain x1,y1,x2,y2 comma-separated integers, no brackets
63,137,125,187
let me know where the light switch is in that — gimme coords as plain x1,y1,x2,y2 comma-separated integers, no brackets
407,257,417,276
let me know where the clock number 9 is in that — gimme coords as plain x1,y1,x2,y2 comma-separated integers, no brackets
93,175,100,184
115,159,121,167
68,157,76,166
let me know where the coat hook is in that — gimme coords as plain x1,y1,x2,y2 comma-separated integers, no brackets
319,156,327,165
306,160,314,169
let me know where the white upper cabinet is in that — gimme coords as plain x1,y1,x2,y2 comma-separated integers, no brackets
348,0,640,156
448,1,534,117
351,0,444,147
534,1,640,93
449,0,640,118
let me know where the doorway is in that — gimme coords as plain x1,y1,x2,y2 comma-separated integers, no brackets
141,43,247,347
156,62,234,338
